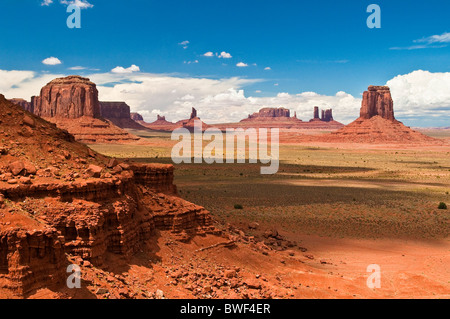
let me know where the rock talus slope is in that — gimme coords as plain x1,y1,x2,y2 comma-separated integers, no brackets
0,95,214,297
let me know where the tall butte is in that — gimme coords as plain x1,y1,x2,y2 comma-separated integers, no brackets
31,76,139,143
325,85,441,144
360,85,394,121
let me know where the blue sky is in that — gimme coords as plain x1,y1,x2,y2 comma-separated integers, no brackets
0,0,449,126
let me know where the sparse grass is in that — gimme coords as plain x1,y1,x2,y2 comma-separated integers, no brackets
90,129,450,239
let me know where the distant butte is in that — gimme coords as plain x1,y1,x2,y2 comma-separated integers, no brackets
318,85,441,144
100,101,150,130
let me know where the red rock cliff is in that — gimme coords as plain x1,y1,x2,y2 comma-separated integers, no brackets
360,85,394,121
32,75,101,119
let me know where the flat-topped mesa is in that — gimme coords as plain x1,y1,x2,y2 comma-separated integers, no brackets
32,75,101,119
131,112,144,121
360,85,394,121
99,101,149,130
100,101,131,119
248,107,290,119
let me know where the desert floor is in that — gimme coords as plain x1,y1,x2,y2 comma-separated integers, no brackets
87,128,450,299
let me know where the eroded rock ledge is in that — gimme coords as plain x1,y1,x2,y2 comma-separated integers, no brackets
0,163,215,297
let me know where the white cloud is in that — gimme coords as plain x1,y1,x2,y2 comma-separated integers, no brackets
387,70,450,120
391,32,450,50
179,40,189,49
60,0,93,9
42,57,62,65
203,52,214,57
218,51,232,59
111,64,140,74
415,32,450,44
264,67,271,70
68,66,87,70
0,70,65,100
41,0,53,6
236,62,248,67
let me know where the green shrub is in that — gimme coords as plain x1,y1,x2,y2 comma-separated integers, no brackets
438,202,447,210
234,204,243,209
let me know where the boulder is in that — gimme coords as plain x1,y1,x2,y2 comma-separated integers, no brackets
9,161,25,176
86,164,103,178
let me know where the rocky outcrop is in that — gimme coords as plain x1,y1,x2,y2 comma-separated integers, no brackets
0,96,216,297
313,106,320,120
0,228,66,296
247,107,290,119
32,76,101,119
321,109,333,122
138,114,178,131
9,99,33,113
100,102,131,120
310,107,334,122
360,85,394,121
100,102,149,130
190,107,198,120
130,112,143,122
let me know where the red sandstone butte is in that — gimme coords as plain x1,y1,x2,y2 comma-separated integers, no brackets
9,98,34,113
32,75,101,119
317,85,442,144
130,112,144,122
360,85,394,121
100,101,150,130
246,107,291,119
29,76,139,143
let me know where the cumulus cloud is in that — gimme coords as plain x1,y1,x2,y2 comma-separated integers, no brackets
218,51,232,58
41,0,53,6
236,62,248,67
111,64,140,74
203,52,214,57
387,70,450,121
42,57,62,65
0,70,64,100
